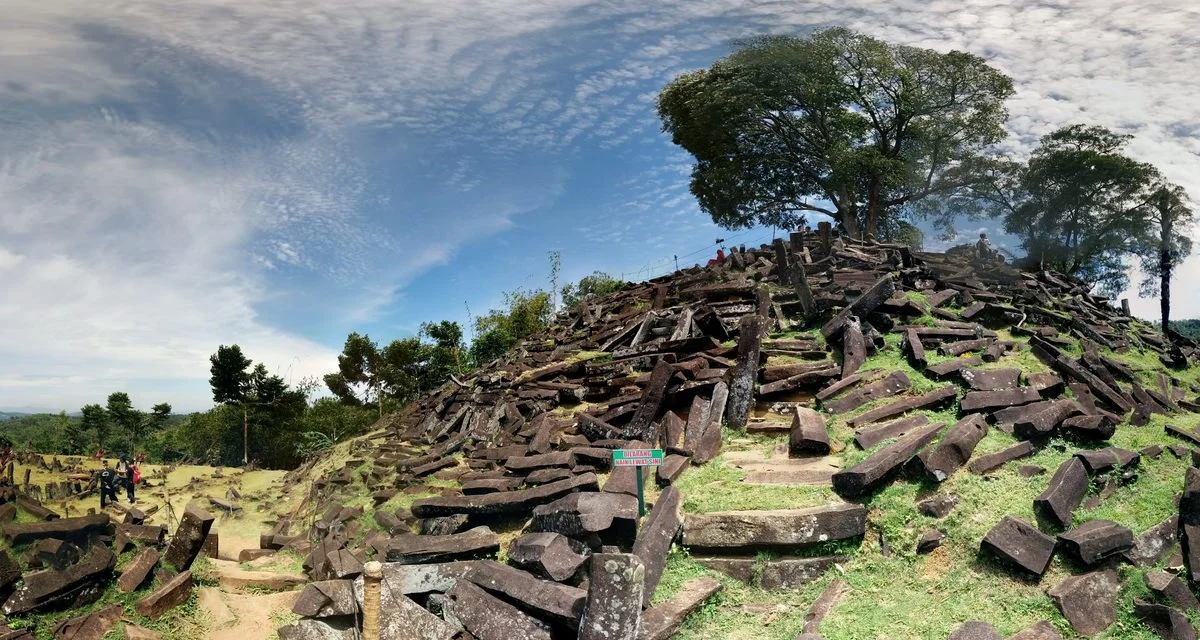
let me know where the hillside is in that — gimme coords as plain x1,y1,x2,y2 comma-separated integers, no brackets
254,230,1200,640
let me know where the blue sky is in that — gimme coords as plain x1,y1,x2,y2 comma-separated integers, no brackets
3,0,1199,412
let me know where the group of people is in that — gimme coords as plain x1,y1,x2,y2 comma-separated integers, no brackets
98,454,140,508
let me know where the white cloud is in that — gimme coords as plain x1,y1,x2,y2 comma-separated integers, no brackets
5,0,1200,411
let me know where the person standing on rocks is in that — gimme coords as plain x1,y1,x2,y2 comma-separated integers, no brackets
98,461,118,509
116,454,136,504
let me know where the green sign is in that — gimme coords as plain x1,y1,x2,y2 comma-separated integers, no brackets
612,448,664,467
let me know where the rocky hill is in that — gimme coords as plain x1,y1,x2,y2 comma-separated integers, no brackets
4,229,1197,640
264,229,1200,640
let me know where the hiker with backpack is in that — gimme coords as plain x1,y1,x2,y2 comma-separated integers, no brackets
98,461,119,509
116,454,137,504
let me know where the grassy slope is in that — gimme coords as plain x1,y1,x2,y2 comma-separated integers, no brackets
659,313,1200,640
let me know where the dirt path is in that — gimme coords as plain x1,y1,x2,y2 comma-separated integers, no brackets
202,587,300,640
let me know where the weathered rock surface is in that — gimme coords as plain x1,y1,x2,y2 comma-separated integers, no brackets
1057,520,1132,566
578,553,644,640
133,570,192,619
695,556,840,589
508,532,589,582
1047,569,1119,636
981,516,1056,577
1034,457,1088,529
162,504,214,572
637,577,722,640
683,503,867,551
386,526,500,564
1133,599,1198,640
443,578,552,640
632,486,682,606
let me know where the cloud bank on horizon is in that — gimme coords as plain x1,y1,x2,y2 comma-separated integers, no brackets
2,0,1198,412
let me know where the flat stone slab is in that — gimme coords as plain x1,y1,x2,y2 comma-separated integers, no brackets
961,368,1021,391
844,385,957,428
386,526,500,564
411,473,599,517
854,415,930,450
1075,447,1139,474
3,514,110,546
823,371,910,414
4,544,116,614
981,516,1056,577
1057,520,1132,566
789,407,830,456
134,570,192,619
632,486,682,607
833,421,944,497
683,503,866,552
1034,457,1088,529
1009,621,1065,640
509,532,590,582
961,388,1042,412
695,556,841,590
163,504,214,572
724,449,841,487
1048,569,1119,636
968,441,1037,474
443,578,551,640
292,580,358,618
117,548,160,593
637,577,722,640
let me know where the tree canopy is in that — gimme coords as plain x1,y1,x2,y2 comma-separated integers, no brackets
658,28,1014,239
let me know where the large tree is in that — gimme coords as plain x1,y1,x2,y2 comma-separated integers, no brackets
657,28,1014,238
105,392,144,452
79,403,109,450
324,333,424,416
997,125,1160,295
1134,183,1195,332
209,344,253,464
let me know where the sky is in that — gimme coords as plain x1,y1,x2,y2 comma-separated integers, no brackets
2,0,1199,413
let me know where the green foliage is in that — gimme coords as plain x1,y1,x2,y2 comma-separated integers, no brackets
1171,319,1200,342
325,324,467,413
561,272,626,308
657,28,1014,238
209,344,253,407
469,289,552,366
79,404,108,450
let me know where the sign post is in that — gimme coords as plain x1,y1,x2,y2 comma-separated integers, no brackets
612,448,664,517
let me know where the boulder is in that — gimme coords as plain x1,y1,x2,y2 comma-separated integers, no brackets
411,473,599,517
1133,599,1197,640
378,581,457,640
980,516,1055,577
1057,520,1132,566
968,441,1037,475
133,570,192,619
1145,570,1198,612
916,529,945,554
1061,415,1116,440
4,544,116,614
961,368,1020,391
822,371,910,414
1033,458,1088,529
419,514,469,536
632,486,682,605
508,532,589,582
789,407,830,456
917,494,959,519
1008,621,1065,640
1074,447,1139,475
833,421,944,497
386,526,500,564
637,577,722,640
162,504,214,572
1124,517,1180,567
116,548,160,592
683,503,867,552
1047,569,1119,636
277,619,359,640
291,580,359,618
529,492,638,546
3,514,110,547
920,415,988,482
50,603,122,640
443,578,552,640
578,553,644,640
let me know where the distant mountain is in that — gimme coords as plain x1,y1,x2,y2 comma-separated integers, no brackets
0,412,29,421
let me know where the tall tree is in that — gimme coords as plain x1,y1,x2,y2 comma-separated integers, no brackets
106,392,145,452
59,411,84,455
79,403,109,450
150,403,173,429
997,125,1159,295
325,333,390,417
561,272,626,308
1134,183,1195,332
420,320,466,387
657,28,1014,238
209,344,253,465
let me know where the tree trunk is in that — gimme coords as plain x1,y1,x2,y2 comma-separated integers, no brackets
837,205,861,240
1161,206,1173,334
242,404,249,466
865,179,881,240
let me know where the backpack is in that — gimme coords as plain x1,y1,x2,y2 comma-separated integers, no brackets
132,466,141,484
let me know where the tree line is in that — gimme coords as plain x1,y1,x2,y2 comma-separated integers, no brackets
658,28,1194,330
0,271,627,469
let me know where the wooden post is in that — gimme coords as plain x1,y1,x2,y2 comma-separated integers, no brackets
817,221,832,256
362,561,382,640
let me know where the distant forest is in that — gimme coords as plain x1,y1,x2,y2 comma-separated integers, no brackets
1171,319,1200,341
